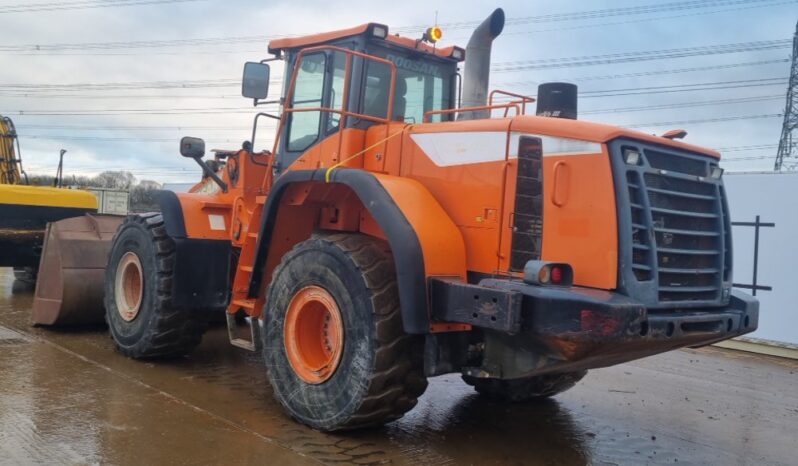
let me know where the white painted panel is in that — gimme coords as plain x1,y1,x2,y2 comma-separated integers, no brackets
537,135,603,157
411,131,602,167
411,131,508,166
724,172,798,345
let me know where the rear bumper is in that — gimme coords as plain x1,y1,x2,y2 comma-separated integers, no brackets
430,278,758,379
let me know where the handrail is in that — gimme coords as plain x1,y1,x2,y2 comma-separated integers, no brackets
423,103,521,123
265,44,399,191
489,89,536,115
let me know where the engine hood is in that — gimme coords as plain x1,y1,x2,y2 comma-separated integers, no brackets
410,115,720,159
509,115,720,158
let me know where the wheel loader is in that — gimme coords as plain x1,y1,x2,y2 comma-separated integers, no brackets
0,115,98,284
32,8,759,431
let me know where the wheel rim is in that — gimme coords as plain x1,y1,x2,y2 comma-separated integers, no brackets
115,252,143,322
284,285,344,384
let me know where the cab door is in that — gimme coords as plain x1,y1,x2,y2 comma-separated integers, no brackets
278,50,355,172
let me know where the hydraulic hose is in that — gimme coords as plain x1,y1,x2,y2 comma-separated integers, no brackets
0,115,26,185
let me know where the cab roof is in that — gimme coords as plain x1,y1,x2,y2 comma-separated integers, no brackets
268,22,465,62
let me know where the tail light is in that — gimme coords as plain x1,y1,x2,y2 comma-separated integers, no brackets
523,261,573,287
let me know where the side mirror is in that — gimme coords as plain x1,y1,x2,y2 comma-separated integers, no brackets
180,136,205,158
180,136,227,192
242,62,270,100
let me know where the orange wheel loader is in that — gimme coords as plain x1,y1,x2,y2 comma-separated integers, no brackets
33,8,758,431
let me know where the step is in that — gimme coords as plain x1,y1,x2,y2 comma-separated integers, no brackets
231,299,256,311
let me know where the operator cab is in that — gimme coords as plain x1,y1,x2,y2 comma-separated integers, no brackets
242,23,465,171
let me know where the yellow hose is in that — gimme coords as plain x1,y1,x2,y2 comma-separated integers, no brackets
0,115,23,185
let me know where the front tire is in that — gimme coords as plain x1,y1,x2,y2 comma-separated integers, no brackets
263,233,427,431
464,371,587,402
104,213,206,358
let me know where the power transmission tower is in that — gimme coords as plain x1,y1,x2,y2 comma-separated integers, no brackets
774,20,798,171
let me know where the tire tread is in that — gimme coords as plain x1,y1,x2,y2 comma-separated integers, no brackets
107,213,205,359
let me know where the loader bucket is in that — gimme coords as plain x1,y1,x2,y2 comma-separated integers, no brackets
31,214,124,326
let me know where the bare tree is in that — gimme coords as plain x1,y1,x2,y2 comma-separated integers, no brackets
94,171,136,189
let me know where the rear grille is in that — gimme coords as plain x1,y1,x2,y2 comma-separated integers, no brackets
610,141,731,308
510,136,543,271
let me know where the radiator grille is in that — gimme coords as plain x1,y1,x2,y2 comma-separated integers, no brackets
510,136,543,271
610,142,731,308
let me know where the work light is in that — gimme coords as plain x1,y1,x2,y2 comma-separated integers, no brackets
623,148,641,165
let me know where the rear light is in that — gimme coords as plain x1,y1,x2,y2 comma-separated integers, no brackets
523,261,573,286
538,267,550,284
550,266,563,284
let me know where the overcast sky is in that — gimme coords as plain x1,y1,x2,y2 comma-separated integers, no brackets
1,0,796,184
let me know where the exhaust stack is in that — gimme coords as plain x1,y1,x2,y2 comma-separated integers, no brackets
459,8,505,120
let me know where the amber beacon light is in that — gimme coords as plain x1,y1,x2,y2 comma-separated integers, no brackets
424,26,443,43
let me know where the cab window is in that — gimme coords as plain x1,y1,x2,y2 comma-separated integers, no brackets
326,51,347,134
287,53,326,152
362,49,453,124
362,61,393,120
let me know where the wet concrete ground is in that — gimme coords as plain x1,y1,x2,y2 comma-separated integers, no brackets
1,268,796,465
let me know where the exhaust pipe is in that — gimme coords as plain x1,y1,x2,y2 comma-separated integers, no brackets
459,8,505,120
536,82,578,120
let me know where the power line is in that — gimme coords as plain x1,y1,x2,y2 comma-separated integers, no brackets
14,114,781,142
0,0,204,14
625,113,782,128
581,95,783,114
3,59,788,98
498,0,798,37
494,59,790,86
716,144,780,151
399,0,789,33
5,79,787,116
9,94,782,122
0,93,245,99
0,78,245,91
720,155,779,161
0,0,789,51
7,107,268,116
489,78,789,101
492,39,792,72
0,52,789,97
17,124,253,131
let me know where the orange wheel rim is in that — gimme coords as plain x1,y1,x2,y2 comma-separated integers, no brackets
284,285,344,384
115,252,143,322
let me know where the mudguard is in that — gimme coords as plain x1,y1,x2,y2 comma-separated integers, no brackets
248,168,467,334
154,190,231,312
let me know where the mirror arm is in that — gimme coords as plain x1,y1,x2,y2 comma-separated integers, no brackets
191,156,228,192
253,98,281,108
250,56,282,106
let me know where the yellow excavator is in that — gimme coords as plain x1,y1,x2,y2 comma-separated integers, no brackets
0,115,98,283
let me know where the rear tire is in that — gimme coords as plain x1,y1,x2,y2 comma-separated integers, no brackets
104,213,206,358
464,371,587,402
263,233,427,431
